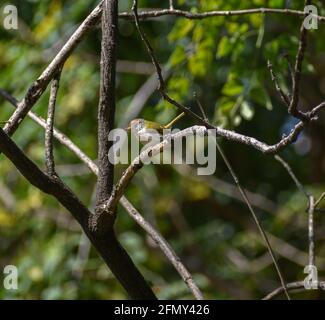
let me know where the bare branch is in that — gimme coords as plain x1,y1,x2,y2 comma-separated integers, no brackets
263,281,325,300
132,0,165,89
0,93,156,300
308,196,315,267
119,67,170,128
274,155,318,268
120,196,204,300
0,128,89,226
0,88,98,174
93,0,118,233
120,8,325,22
194,93,209,122
3,3,102,137
4,87,324,158
315,192,325,209
267,61,290,107
45,70,62,176
102,123,290,298
250,232,325,271
213,140,291,300
288,0,311,121
4,1,321,137
1,0,324,300
131,1,293,296
0,89,200,300
274,155,310,198
101,127,206,215
131,0,325,156
282,52,295,89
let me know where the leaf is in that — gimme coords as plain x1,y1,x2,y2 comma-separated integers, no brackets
222,79,243,96
169,45,186,66
250,87,273,110
240,101,254,120
168,19,195,42
217,37,233,58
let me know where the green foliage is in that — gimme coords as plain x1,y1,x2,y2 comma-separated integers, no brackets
0,0,324,300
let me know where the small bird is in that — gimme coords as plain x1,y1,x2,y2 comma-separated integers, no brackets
126,112,185,140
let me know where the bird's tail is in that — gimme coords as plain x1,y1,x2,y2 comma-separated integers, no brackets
163,112,185,129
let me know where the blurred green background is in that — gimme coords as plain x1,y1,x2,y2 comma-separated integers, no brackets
0,0,324,299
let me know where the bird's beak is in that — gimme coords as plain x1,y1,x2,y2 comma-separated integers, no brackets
124,126,131,131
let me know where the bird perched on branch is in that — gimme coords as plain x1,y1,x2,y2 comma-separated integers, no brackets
126,112,185,140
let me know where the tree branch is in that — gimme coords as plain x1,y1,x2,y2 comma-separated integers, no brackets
120,197,204,300
119,7,325,22
274,155,311,198
102,127,206,215
131,1,293,297
288,0,311,121
93,0,118,233
131,0,325,156
267,61,290,107
308,196,315,267
0,129,156,300
3,3,103,137
3,1,323,137
263,281,325,300
0,89,201,299
45,70,62,176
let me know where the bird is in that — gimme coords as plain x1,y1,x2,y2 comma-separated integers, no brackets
126,112,185,140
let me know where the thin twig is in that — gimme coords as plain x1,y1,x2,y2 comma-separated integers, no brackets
308,196,315,267
315,192,325,209
45,69,62,176
267,61,290,107
120,196,204,300
258,232,325,270
0,89,99,174
263,281,325,300
194,93,209,122
274,155,310,198
119,8,325,22
132,0,165,89
214,140,290,300
118,67,170,128
288,0,311,121
274,156,317,272
282,52,295,89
